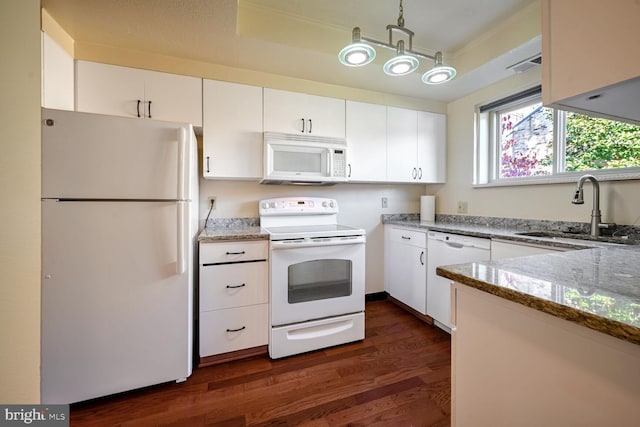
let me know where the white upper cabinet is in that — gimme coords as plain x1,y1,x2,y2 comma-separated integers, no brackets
263,88,345,138
542,0,640,124
42,32,74,111
202,80,263,180
387,106,446,183
387,107,421,182
417,111,446,183
345,101,387,182
76,61,202,126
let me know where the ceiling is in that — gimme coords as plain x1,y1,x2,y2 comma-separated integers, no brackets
41,0,541,103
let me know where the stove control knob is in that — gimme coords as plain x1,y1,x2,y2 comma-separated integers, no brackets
322,201,328,208
329,200,336,208
271,201,279,209
308,201,314,208
261,202,269,209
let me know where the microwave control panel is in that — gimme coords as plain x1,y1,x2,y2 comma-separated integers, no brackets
332,149,346,178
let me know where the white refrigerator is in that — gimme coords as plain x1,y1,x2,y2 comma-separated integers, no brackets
41,108,198,404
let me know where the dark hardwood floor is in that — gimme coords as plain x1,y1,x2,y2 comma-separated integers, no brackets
71,300,451,426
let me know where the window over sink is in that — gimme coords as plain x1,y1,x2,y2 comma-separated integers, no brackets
475,85,640,186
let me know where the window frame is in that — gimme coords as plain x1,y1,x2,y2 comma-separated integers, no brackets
474,86,640,187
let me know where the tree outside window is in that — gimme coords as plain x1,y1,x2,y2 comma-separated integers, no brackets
490,93,640,182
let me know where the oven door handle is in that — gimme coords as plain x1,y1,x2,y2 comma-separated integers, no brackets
270,236,365,249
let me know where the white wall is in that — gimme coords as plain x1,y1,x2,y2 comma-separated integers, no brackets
433,68,640,227
0,0,42,403
199,178,427,294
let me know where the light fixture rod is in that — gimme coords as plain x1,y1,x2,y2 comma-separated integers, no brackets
360,34,436,61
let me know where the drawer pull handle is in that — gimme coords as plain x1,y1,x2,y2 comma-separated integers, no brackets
226,283,246,289
226,326,246,333
401,236,411,240
226,251,246,255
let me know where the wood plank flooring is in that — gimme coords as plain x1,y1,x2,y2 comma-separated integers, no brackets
71,300,451,426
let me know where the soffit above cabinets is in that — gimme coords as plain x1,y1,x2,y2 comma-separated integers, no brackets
42,0,539,103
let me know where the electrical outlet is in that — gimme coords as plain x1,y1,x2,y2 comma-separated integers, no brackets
208,196,216,210
457,201,468,214
381,197,388,208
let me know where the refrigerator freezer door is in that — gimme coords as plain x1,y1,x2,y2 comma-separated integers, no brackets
41,200,193,404
42,108,193,200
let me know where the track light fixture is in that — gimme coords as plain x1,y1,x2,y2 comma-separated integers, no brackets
338,0,456,84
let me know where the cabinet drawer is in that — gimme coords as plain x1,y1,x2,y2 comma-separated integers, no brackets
199,304,268,357
200,261,268,311
388,227,426,247
199,241,268,264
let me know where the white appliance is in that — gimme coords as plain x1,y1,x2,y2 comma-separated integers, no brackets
260,197,365,359
427,231,491,332
40,108,198,404
261,132,348,185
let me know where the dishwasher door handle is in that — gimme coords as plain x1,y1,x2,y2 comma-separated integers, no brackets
444,241,465,249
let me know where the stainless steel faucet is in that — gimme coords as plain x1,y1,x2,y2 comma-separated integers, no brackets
571,174,602,237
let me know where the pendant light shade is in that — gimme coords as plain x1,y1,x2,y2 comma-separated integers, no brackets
338,27,376,67
383,40,419,76
422,51,457,84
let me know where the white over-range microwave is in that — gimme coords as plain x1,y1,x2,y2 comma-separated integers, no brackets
261,132,348,185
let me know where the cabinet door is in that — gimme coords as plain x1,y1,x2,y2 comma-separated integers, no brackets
76,61,202,126
387,228,427,314
263,88,345,138
143,69,202,126
542,0,640,106
202,80,263,179
200,261,268,311
199,304,268,357
386,106,418,182
491,239,566,260
42,32,74,110
417,111,446,183
76,61,145,118
346,101,387,181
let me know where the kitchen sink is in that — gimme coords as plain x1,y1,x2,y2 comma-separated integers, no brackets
515,230,637,245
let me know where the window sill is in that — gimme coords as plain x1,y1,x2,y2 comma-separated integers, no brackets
474,170,640,188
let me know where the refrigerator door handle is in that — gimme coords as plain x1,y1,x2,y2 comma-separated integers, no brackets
177,128,187,200
176,201,186,274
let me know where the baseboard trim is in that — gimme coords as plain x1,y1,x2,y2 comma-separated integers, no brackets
365,291,388,302
387,296,434,325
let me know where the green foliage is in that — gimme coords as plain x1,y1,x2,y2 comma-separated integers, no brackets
563,288,640,324
565,114,640,171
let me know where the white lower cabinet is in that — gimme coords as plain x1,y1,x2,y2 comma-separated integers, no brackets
385,226,427,314
199,240,268,358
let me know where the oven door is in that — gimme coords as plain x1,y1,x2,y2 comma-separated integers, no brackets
270,236,365,326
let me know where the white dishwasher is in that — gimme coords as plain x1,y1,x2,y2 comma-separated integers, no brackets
427,231,491,332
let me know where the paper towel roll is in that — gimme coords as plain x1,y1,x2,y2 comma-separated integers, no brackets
420,195,435,223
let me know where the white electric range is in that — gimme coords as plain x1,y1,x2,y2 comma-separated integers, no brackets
260,197,366,359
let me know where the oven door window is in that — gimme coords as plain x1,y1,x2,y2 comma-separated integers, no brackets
288,259,352,303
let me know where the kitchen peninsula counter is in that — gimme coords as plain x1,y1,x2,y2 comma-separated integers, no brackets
390,216,640,426
383,214,640,345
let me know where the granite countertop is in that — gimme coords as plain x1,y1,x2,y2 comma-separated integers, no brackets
198,218,269,242
384,215,640,345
